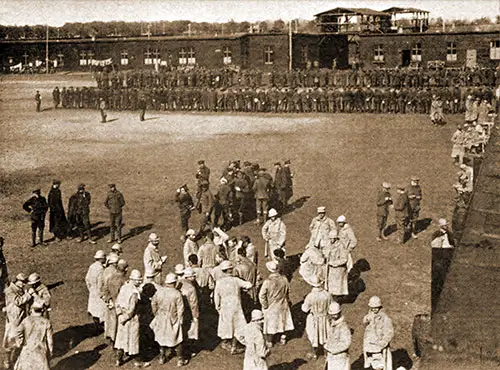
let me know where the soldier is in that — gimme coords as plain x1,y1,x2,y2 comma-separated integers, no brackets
183,229,199,267
259,261,294,347
35,90,41,112
114,269,144,367
197,231,219,272
143,233,167,284
187,254,214,313
68,184,96,244
52,87,60,109
47,179,68,241
138,95,147,121
309,206,337,253
451,125,466,166
253,170,272,224
195,180,214,231
85,250,107,329
13,300,53,370
195,160,210,198
233,170,250,226
363,296,394,370
301,275,333,360
393,185,410,244
26,273,51,319
237,310,269,370
99,97,107,123
407,177,423,239
324,238,349,298
104,183,125,244
336,215,357,272
214,177,232,230
175,184,195,233
273,162,288,212
261,209,286,261
324,301,351,370
100,253,121,344
178,267,199,361
3,273,31,369
0,237,8,307
23,189,48,247
233,247,260,317
150,273,186,366
376,183,392,242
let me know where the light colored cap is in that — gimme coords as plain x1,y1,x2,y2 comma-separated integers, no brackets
148,233,160,242
368,296,382,308
16,273,27,282
94,250,106,259
129,269,142,281
328,301,341,315
27,273,40,284
174,264,185,275
117,259,128,271
459,164,467,169
31,299,45,311
220,177,228,184
439,218,448,227
251,309,264,321
317,206,326,213
165,273,177,284
220,260,233,271
186,229,196,236
183,267,196,278
266,261,278,273
337,215,346,223
382,182,391,189
145,270,158,278
308,275,323,287
107,253,119,264
268,208,278,217
111,244,122,252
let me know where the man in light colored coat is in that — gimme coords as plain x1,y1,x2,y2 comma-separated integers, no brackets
324,301,351,370
336,215,357,272
214,260,252,354
101,256,127,344
183,229,199,267
178,267,199,361
143,233,167,284
363,296,394,370
114,269,143,367
197,231,219,272
301,275,333,360
85,250,107,329
324,239,349,297
259,261,294,347
150,273,186,366
237,310,270,370
309,206,337,252
261,209,286,261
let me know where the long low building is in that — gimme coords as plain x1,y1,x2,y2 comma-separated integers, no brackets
1,30,499,72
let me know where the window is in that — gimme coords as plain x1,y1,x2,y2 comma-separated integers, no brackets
8,56,13,64
411,42,422,62
120,50,129,65
79,51,87,66
301,45,309,63
56,53,64,66
223,46,232,64
153,50,161,65
490,40,500,60
374,44,384,63
264,46,274,64
446,42,457,62
187,47,196,65
87,51,94,65
144,49,153,65
178,48,187,65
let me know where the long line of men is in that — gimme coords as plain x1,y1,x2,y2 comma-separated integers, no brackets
50,85,497,115
93,66,500,91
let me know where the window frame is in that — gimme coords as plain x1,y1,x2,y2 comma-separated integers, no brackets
373,44,385,63
490,40,500,60
223,46,232,65
264,45,274,65
446,42,457,62
120,50,129,65
411,42,422,62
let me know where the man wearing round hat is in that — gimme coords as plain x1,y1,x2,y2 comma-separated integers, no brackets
299,240,325,286
214,260,252,354
376,183,392,241
114,269,144,367
259,261,294,347
26,273,51,319
47,179,68,241
393,185,410,244
363,296,394,370
237,310,269,370
406,177,423,239
324,301,351,370
13,299,53,370
85,250,107,329
451,125,466,166
261,209,286,261
301,275,333,360
23,189,49,247
178,267,200,360
150,273,186,366
309,207,338,252
143,233,167,285
105,183,126,244
3,273,32,369
336,215,357,271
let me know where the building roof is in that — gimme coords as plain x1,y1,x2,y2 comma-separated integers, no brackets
383,7,429,14
315,7,389,17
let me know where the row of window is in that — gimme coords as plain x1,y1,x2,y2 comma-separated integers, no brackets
373,40,500,63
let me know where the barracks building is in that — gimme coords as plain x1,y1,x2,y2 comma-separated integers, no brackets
1,6,499,71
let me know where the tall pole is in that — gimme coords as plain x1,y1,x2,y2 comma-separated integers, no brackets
46,25,49,74
288,20,292,71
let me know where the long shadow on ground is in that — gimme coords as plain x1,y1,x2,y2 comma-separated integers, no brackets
270,358,307,370
121,223,154,242
341,258,371,304
53,323,102,358
52,344,107,370
351,348,413,370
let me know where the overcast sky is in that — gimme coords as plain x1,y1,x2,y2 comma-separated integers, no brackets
0,0,498,26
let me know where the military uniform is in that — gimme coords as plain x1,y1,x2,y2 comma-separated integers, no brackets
23,191,48,247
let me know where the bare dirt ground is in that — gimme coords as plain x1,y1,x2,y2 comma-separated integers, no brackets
0,74,462,370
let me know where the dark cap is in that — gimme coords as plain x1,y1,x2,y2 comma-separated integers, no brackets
180,183,188,190
198,160,205,165
52,179,61,185
243,161,251,166
108,183,116,188
32,189,41,194
284,159,291,164
77,183,85,190
274,162,281,166
397,184,405,190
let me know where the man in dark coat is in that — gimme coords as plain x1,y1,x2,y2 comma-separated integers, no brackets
23,189,48,247
138,95,147,121
105,184,126,244
393,185,411,244
175,184,195,233
282,160,294,209
195,180,214,231
195,160,211,200
376,183,392,242
68,184,96,244
47,179,68,241
407,176,423,239
0,237,8,308
52,87,60,109
35,91,42,112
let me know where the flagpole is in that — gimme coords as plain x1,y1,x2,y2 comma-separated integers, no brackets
46,25,49,74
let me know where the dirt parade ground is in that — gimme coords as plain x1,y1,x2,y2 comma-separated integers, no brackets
0,74,463,370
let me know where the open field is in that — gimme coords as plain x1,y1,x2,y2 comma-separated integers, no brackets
0,74,463,370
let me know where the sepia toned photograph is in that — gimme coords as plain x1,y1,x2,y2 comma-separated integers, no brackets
0,0,499,369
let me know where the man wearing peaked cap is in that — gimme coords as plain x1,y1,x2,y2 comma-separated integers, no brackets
407,176,423,239
23,188,49,247
68,183,96,244
376,183,392,241
176,184,195,234
48,178,69,242
324,300,351,370
237,309,269,370
86,250,107,329
143,233,167,285
309,206,337,252
363,296,394,370
393,185,411,244
105,183,125,244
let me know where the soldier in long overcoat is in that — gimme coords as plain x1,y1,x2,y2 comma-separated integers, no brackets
47,180,68,241
237,310,269,370
363,296,394,370
85,250,107,326
324,240,349,297
309,207,337,252
143,233,167,284
261,209,286,261
336,215,357,272
101,257,127,344
324,302,351,370
376,183,392,241
178,268,199,360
